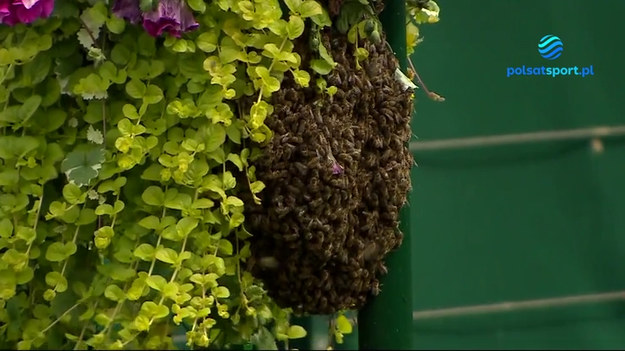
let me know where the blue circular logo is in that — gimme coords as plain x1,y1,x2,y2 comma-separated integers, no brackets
538,35,563,60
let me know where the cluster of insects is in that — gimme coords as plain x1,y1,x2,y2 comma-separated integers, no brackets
242,26,414,315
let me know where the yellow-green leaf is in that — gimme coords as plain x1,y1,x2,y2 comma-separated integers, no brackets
155,247,178,264
125,79,146,99
146,275,167,291
292,69,310,87
336,314,353,334
142,186,165,206
299,1,323,17
286,15,305,40
284,0,302,13
212,286,230,299
287,325,307,339
138,216,160,230
45,271,68,292
218,239,233,256
104,284,126,302
134,243,155,261
62,183,84,204
197,31,219,52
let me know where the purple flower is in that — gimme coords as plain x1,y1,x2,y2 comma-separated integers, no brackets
0,0,54,26
112,0,142,24
332,162,344,175
142,0,198,38
0,1,9,23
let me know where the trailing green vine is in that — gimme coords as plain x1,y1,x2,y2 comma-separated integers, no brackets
0,0,442,349
405,0,444,102
0,0,336,349
406,0,440,55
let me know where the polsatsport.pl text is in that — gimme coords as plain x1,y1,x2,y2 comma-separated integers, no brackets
506,65,594,78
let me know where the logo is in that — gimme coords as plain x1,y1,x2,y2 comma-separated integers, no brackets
505,34,594,78
538,35,563,60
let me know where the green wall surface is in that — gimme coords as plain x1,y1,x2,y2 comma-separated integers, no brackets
409,0,625,349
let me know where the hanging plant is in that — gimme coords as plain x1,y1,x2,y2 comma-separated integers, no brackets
0,0,440,349
0,0,331,348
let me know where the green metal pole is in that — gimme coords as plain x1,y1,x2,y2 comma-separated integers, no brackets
358,1,413,350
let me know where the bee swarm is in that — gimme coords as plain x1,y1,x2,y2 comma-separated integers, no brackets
243,30,414,315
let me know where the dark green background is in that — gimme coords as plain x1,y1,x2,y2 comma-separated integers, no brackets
409,0,625,349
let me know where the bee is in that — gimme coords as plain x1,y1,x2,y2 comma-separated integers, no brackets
371,280,381,296
309,197,323,209
274,206,290,218
285,89,298,102
337,250,349,264
286,184,301,196
317,269,329,284
292,162,307,176
296,119,308,135
311,111,323,126
307,156,322,170
285,114,299,126
350,85,362,97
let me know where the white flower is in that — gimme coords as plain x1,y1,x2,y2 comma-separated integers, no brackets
394,68,417,91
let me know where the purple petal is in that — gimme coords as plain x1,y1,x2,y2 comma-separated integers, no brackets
179,1,198,31
38,0,53,17
20,0,37,9
14,4,38,23
155,0,179,20
112,0,141,24
332,162,344,175
142,0,197,37
0,0,10,24
142,16,180,37
2,0,53,25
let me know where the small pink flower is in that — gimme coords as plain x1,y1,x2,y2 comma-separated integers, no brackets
332,162,344,175
0,1,9,23
142,0,198,37
0,0,54,26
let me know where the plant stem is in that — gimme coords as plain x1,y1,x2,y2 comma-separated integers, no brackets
168,233,188,283
407,55,445,102
126,230,190,348
110,193,121,228
74,300,99,350
101,261,137,339
147,203,167,276
236,230,241,285
25,192,44,257
60,185,97,214
0,64,13,86
78,18,99,49
103,299,125,339
256,37,288,104
40,302,82,335
60,224,81,277
102,100,107,146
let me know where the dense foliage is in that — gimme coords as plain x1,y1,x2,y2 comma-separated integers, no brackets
0,0,439,349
